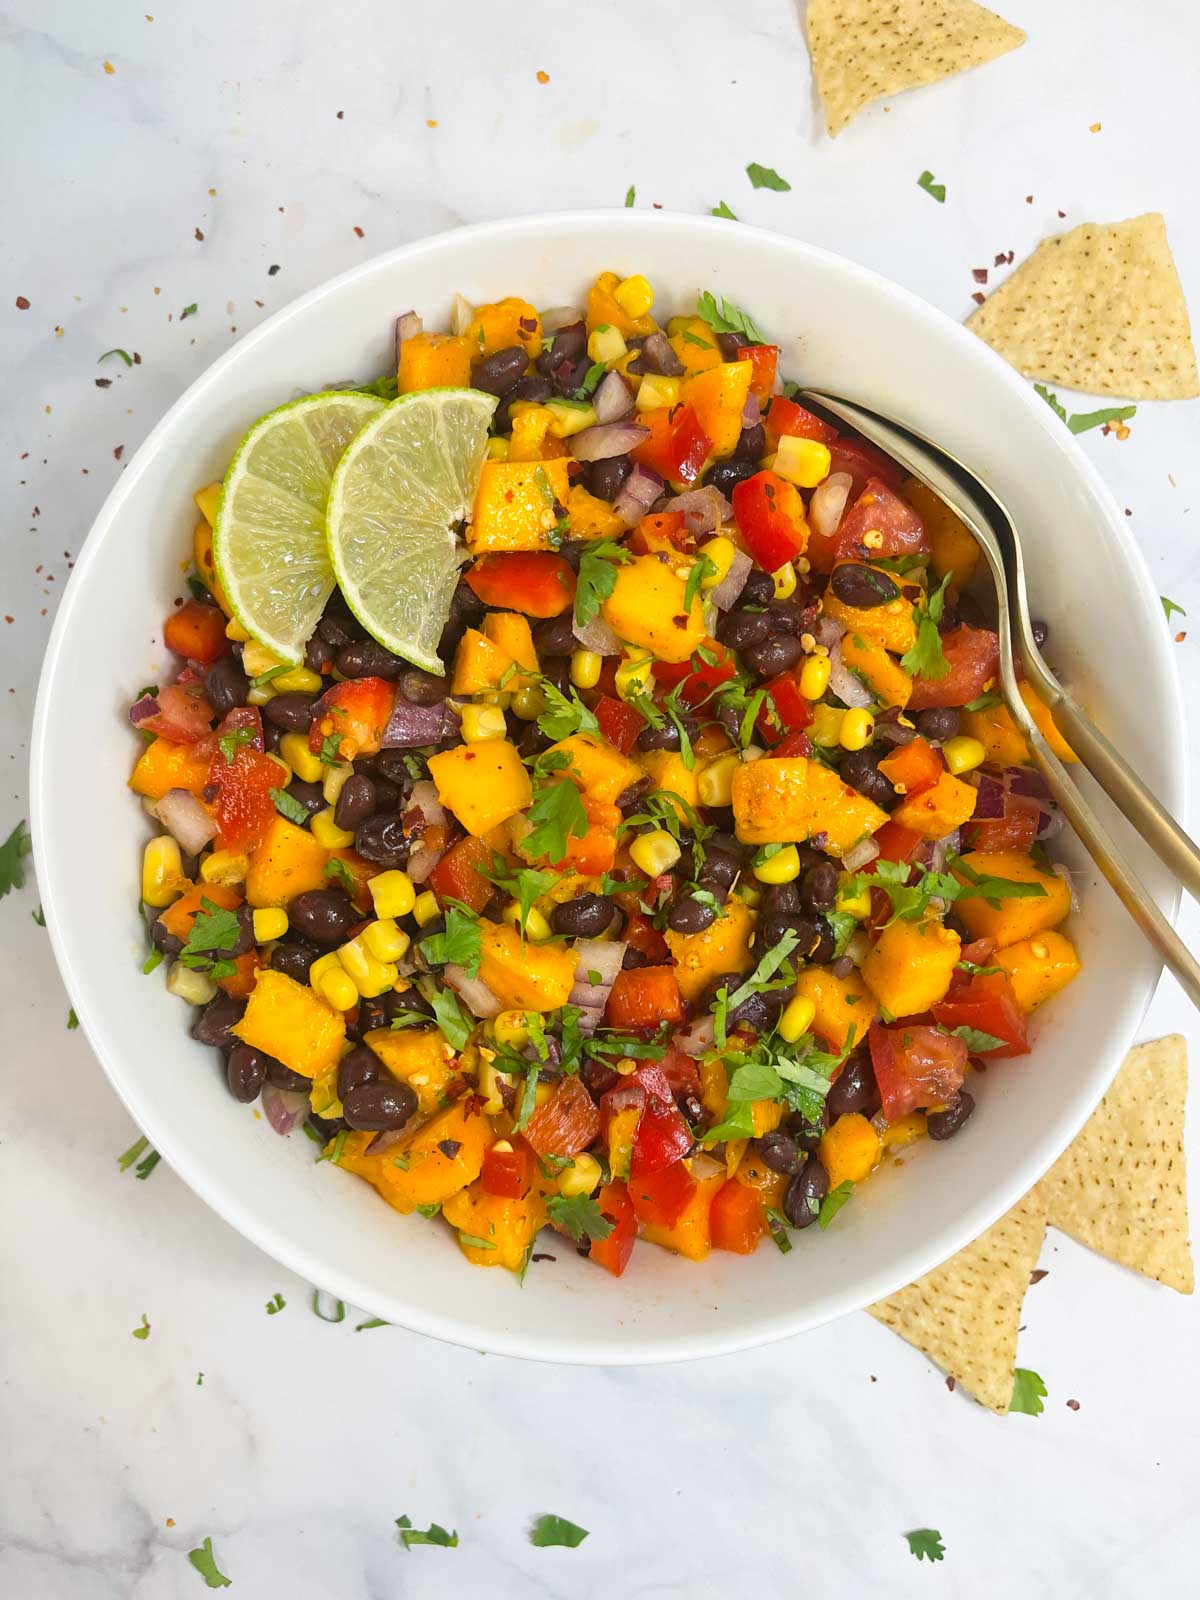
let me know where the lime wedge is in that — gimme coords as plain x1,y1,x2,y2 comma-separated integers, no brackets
326,387,498,674
213,392,386,663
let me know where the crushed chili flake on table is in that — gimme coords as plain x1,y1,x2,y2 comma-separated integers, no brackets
972,268,988,283
15,296,30,309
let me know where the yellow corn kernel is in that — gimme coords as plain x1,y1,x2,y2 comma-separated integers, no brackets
336,936,396,998
629,828,681,878
771,562,797,600
545,399,597,439
477,1052,514,1115
558,1151,603,1198
166,961,217,1006
697,535,737,590
252,907,289,943
588,324,627,364
839,709,875,752
413,890,441,927
501,901,553,941
778,994,817,1044
224,615,250,642
615,654,654,702
269,665,323,695
511,684,547,721
799,654,832,701
142,835,185,908
635,373,680,411
460,702,508,743
698,752,740,808
200,849,250,888
368,870,415,920
278,733,323,784
361,917,411,963
492,1010,531,1051
570,649,602,690
317,967,360,1011
809,703,845,748
309,951,341,986
943,735,987,775
614,273,654,319
241,641,284,678
311,808,355,849
835,876,873,919
193,482,223,524
753,843,800,884
772,434,833,489
246,684,276,706
486,436,509,460
322,762,354,806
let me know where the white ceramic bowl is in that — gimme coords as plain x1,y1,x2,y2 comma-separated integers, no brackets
31,211,1183,1363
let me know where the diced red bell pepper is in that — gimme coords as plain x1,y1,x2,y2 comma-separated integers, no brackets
523,1075,602,1158
135,680,215,743
428,834,495,912
632,404,712,485
731,470,808,573
594,695,646,755
207,745,281,851
964,808,1039,852
625,1063,692,1178
877,736,944,797
589,1181,637,1276
195,705,265,761
464,553,576,618
907,625,1000,711
826,436,907,500
756,672,813,747
710,1177,766,1254
763,395,839,449
737,345,780,404
621,911,670,964
629,509,689,555
605,965,684,1032
772,729,813,759
481,1138,537,1198
163,599,229,665
216,950,260,999
660,1041,702,1100
933,971,1031,1057
868,1022,968,1123
650,642,737,707
870,820,924,864
629,1159,697,1228
808,477,930,574
307,676,394,759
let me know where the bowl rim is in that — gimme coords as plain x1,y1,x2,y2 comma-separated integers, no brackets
30,209,1186,1364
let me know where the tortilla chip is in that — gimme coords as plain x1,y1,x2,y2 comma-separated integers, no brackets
968,214,1200,399
807,0,1025,137
868,1193,1046,1411
1034,1035,1193,1293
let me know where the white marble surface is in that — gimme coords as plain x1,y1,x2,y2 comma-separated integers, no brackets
3,1,1200,1593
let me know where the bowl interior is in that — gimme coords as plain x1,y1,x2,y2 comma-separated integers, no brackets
31,212,1183,1362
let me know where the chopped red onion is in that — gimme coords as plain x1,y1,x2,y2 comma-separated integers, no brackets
382,693,458,748
129,693,159,728
1051,862,1080,914
593,370,634,424
408,780,446,828
972,774,1005,819
365,1128,407,1155
572,613,622,655
670,486,732,539
841,835,880,872
154,789,218,855
406,840,444,885
445,964,501,1019
569,939,626,1032
540,305,584,334
829,639,873,709
1006,765,1053,801
394,311,422,367
674,1014,716,1057
875,720,917,747
262,1085,308,1136
927,830,960,875
809,471,853,540
571,421,649,461
612,463,664,526
741,391,762,429
450,293,473,335
815,615,845,649
709,549,753,611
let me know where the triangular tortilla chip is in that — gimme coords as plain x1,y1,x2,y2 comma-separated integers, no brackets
1034,1035,1193,1293
968,214,1200,399
868,1193,1046,1411
807,0,1025,137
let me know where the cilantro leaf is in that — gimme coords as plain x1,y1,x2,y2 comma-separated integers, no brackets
118,1136,150,1172
523,779,588,863
187,1536,231,1587
311,1288,346,1322
317,731,344,766
324,856,356,893
420,905,482,976
957,959,1004,977
396,1515,459,1549
0,818,32,899
1010,1367,1047,1416
905,1529,946,1563
530,1514,589,1549
180,897,242,974
947,1024,1007,1053
824,910,859,959
131,1312,150,1339
180,302,198,319
746,161,790,192
817,1180,854,1229
702,1099,757,1144
427,986,473,1050
683,554,716,615
1068,404,1136,435
917,169,946,203
546,1192,614,1244
900,572,953,680
270,786,311,826
537,678,600,740
577,360,605,398
99,347,134,367
624,184,636,207
574,539,629,627
963,691,1003,711
218,726,254,763
483,854,557,939
1034,383,1068,423
1162,596,1187,625
695,290,767,345
265,1292,286,1314
711,201,738,220
724,931,799,1015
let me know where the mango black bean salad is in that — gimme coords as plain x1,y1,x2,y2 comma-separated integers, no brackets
130,271,1083,1275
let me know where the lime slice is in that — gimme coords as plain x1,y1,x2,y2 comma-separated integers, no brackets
326,387,498,674
213,391,386,663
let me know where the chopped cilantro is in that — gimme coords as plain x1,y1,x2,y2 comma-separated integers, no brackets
355,1316,390,1330
900,572,953,680
577,360,606,398
963,691,1003,711
324,856,356,893
523,778,588,863
31,903,45,926
574,539,630,628
311,1289,346,1322
218,726,254,763
187,1536,231,1588
746,161,791,192
396,1515,459,1549
117,1135,150,1172
180,897,242,978
269,786,311,826
416,1202,442,1218
180,302,198,319
1010,1367,1047,1416
249,663,290,690
1162,596,1187,624
817,1180,854,1229
67,1008,80,1030
957,959,1004,977
420,904,482,976
317,731,344,766
458,1231,497,1250
99,347,134,367
483,855,556,940
683,554,716,614
537,678,599,740
132,1313,150,1340
1068,404,1136,435
905,1529,946,1563
624,184,636,208
265,1292,286,1314
427,985,473,1051
695,290,766,345
917,169,946,203
947,1023,1007,1053
530,1514,589,1549
710,201,737,220
0,818,32,899
1034,383,1068,423
546,1192,614,1244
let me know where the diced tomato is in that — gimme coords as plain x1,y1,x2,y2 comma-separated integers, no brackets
808,477,929,574
464,553,575,618
757,672,813,747
871,820,924,864
621,910,670,964
907,625,1000,711
650,641,738,707
589,1181,637,1276
629,1160,696,1228
763,395,839,449
481,1138,536,1198
632,404,712,485
877,736,944,797
605,965,684,1032
217,950,260,998
594,695,646,755
135,680,215,743
627,1064,692,1178
163,599,229,665
933,972,1031,1057
428,835,495,913
629,510,689,555
826,436,907,500
710,1177,766,1254
524,1076,602,1158
868,1022,968,1123
731,470,808,572
772,729,813,759
660,1041,702,1100
737,345,780,404
307,676,394,759
207,745,280,851
964,808,1039,852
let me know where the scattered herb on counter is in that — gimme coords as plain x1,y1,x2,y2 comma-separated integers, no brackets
187,1536,232,1588
530,1513,589,1549
396,1515,459,1549
746,162,791,191
905,1528,946,1563
132,1313,151,1340
917,169,946,203
1010,1367,1047,1416
711,200,738,219
265,1292,286,1315
1161,596,1187,624
0,818,32,898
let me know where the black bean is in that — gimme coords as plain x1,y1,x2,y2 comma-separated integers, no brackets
705,457,759,497
927,1089,975,1140
615,776,651,815
717,608,772,652
317,600,364,648
518,720,553,761
715,331,748,360
151,917,184,957
226,1043,269,1103
699,843,742,890
334,774,377,832
807,917,836,965
269,941,320,983
743,632,804,677
285,779,325,817
731,422,766,462
263,692,318,732
342,1080,418,1131
304,633,334,675
374,749,417,785
766,599,817,637
757,1129,804,1176
449,578,485,623
915,706,961,742
371,777,401,813
636,719,684,753
736,567,775,607
585,454,633,502
354,814,410,868
787,1103,828,1153
493,373,553,433
267,1057,310,1091
757,912,825,960
288,889,357,947
799,861,839,915
335,638,403,680
826,1049,881,1119
338,1043,382,1100
557,539,590,575
838,748,898,809
473,344,529,396
264,722,283,753
191,991,246,1048
550,321,588,364
204,654,250,716
396,665,448,707
830,563,901,607
762,881,802,917
551,893,617,938
667,895,717,935
533,615,578,657
307,1112,345,1142
783,1156,829,1229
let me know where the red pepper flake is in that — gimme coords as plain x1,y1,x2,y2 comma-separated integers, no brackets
1029,1268,1049,1285
268,264,280,276
336,109,344,119
1025,195,1033,204
536,69,550,83
32,507,39,518
113,445,124,459
15,295,30,310
255,299,264,308
972,267,988,284
95,377,112,388
353,225,364,238
1124,507,1132,516
945,1376,955,1392
4,616,12,624
971,291,986,305
133,351,142,364
195,227,205,241
652,202,662,209
1057,210,1066,219
1066,1398,1081,1411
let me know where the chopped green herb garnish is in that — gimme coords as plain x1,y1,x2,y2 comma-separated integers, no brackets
249,663,290,690
900,571,953,680
624,184,636,208
1068,404,1136,435
311,1289,346,1322
577,360,606,398
32,903,45,926
695,290,766,345
537,678,599,740
917,169,946,203
118,1135,150,1171
710,201,738,220
269,786,311,826
1010,1367,1047,1416
142,947,164,974
0,818,32,899
426,985,473,1051
574,539,630,628
397,1515,459,1549
99,347,134,367
1162,596,1187,625
218,726,254,763
905,1529,946,1563
530,1514,589,1549
317,732,344,766
546,1192,614,1244
67,1008,79,1030
420,903,482,975
683,554,716,615
355,1316,390,1330
132,1313,151,1340
265,1292,286,1314
817,1180,854,1229
180,302,198,319
458,1231,497,1251
187,1537,232,1588
324,856,356,893
523,778,588,864
947,1024,1007,1053
483,855,556,941
1034,383,1068,423
963,691,1003,711
746,162,791,192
